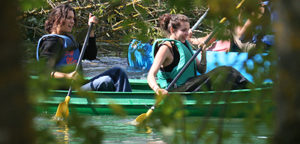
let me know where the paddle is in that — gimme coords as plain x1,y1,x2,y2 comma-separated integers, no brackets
54,23,94,119
191,8,209,31
133,0,245,125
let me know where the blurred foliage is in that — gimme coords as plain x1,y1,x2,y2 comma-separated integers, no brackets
109,102,127,117
21,0,276,143
19,0,47,11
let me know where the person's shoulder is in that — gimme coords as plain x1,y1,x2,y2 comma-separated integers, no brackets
40,35,63,42
157,41,174,55
39,35,64,48
160,41,173,48
43,34,67,43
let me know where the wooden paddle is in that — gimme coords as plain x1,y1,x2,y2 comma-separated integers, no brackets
54,23,94,119
133,0,245,125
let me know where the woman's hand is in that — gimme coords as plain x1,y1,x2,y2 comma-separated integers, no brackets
156,88,168,96
66,71,79,80
88,13,98,37
188,29,193,39
88,13,98,26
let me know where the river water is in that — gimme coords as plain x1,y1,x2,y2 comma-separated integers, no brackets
81,56,148,79
34,115,271,144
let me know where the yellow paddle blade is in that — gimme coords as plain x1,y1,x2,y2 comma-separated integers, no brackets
128,113,147,126
54,96,71,119
132,93,164,125
145,109,154,117
134,108,154,124
134,113,147,124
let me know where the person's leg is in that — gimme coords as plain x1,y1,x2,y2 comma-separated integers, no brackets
170,75,211,92
81,76,115,91
206,66,252,90
89,67,132,92
171,66,252,92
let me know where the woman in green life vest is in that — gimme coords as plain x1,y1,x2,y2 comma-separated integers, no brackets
147,13,252,95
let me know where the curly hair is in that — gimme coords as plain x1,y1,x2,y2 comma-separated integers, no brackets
45,4,77,33
158,13,189,34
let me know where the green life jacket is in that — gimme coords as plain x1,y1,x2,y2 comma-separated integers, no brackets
152,38,197,89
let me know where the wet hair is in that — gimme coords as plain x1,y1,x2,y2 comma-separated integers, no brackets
45,4,77,33
158,13,189,34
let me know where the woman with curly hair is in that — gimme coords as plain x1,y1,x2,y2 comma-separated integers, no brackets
37,4,131,92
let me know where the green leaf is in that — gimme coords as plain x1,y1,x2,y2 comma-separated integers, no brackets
19,0,46,11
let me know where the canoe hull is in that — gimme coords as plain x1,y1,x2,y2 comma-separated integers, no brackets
35,83,273,117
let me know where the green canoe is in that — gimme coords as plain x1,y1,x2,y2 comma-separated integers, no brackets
35,79,273,117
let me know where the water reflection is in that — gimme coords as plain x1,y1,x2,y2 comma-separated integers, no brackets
55,121,69,144
34,115,271,144
89,116,164,143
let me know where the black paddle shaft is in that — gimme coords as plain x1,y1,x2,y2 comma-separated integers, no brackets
67,23,94,96
166,29,218,91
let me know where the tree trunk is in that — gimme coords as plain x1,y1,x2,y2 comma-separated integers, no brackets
274,0,300,143
0,1,34,143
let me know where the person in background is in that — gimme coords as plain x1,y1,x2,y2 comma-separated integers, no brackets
188,24,231,52
36,4,131,92
147,13,252,95
232,0,275,52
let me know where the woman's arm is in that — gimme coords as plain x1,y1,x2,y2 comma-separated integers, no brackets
235,19,253,39
82,37,97,60
81,13,98,60
147,44,171,95
186,30,207,74
196,47,207,74
189,35,210,45
51,71,78,79
235,4,265,41
88,13,98,37
188,29,211,45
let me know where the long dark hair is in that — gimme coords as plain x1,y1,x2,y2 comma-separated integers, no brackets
158,13,189,35
45,4,77,33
